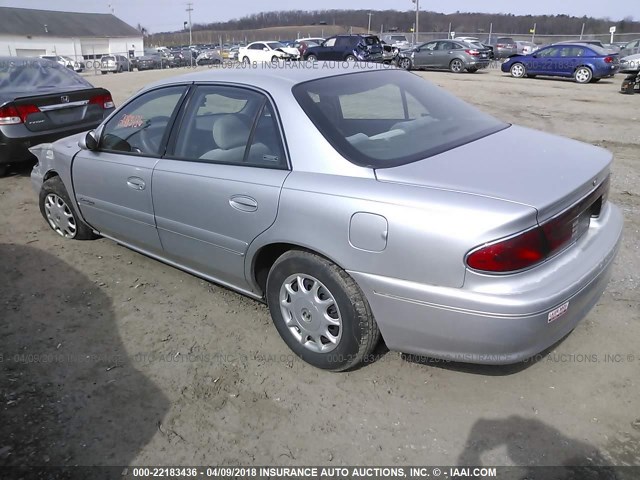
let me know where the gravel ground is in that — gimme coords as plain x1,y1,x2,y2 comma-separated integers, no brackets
1,65,639,469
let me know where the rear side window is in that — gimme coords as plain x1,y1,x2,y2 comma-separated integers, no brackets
293,69,507,168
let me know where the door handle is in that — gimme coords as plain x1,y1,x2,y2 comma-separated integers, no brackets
127,177,146,191
229,195,258,212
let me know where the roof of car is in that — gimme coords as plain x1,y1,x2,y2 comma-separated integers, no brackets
142,62,397,92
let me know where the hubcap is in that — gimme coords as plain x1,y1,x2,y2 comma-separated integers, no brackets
44,193,77,238
452,60,462,72
512,64,524,77
576,69,590,83
279,274,342,353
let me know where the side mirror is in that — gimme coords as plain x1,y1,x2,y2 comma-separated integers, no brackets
79,130,98,151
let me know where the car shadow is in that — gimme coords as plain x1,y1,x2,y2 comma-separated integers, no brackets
399,333,572,376
0,244,170,468
457,416,616,479
2,159,35,178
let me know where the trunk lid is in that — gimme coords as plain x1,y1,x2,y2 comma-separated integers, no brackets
11,88,111,133
375,125,611,222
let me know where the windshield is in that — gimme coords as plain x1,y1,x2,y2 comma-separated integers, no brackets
292,69,507,168
0,58,91,95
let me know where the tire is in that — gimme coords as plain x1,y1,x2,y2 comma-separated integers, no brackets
306,54,318,62
510,62,526,78
397,57,412,70
266,250,380,371
345,55,357,62
271,55,279,64
118,66,123,73
449,58,464,73
242,56,250,65
39,177,97,240
574,66,593,84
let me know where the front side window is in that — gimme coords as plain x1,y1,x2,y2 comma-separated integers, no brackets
172,85,287,168
293,69,507,168
100,86,187,156
323,38,337,47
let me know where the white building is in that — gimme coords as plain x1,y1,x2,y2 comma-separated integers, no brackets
0,6,144,61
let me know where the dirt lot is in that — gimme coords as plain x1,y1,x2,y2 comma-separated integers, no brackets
1,65,639,470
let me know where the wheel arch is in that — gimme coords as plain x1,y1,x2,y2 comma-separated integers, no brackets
250,241,347,298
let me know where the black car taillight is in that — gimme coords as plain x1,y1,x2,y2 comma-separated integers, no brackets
467,177,610,273
89,93,115,109
0,103,40,125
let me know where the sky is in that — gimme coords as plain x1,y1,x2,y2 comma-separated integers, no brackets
0,0,635,33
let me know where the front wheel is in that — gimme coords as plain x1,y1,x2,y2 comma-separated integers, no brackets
397,57,412,70
242,56,250,65
449,58,464,73
306,54,318,62
39,177,98,240
574,66,593,84
510,62,526,78
266,250,380,371
345,55,357,62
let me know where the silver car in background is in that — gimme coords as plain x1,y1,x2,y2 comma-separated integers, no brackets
100,54,130,74
397,39,491,73
516,41,539,55
30,65,622,371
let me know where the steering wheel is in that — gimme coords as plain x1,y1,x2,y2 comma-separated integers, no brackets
137,116,171,154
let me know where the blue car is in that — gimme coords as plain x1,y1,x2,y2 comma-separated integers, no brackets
501,43,619,84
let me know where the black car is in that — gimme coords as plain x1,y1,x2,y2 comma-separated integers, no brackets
304,35,384,62
0,57,115,176
136,55,163,71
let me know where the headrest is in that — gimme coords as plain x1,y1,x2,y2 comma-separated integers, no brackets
213,115,250,150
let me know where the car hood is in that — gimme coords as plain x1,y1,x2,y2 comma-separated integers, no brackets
375,125,612,222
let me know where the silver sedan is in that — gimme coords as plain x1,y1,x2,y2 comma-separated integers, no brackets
30,64,622,371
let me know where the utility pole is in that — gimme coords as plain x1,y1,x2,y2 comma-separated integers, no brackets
580,23,585,40
186,2,193,66
367,13,373,34
412,0,419,45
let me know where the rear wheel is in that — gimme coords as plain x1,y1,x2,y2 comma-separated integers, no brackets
345,55,357,62
574,66,593,84
510,62,526,78
39,177,98,240
397,57,412,70
449,58,464,73
266,250,380,371
306,54,318,62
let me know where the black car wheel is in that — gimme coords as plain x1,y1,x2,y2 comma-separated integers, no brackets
345,55,357,62
306,54,318,62
266,250,380,371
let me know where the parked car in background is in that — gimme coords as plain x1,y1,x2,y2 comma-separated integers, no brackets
297,37,325,45
304,34,383,62
196,50,223,66
516,41,539,55
40,55,83,72
30,65,622,371
619,53,640,73
502,43,619,83
0,57,114,176
239,41,300,63
291,40,319,58
619,39,640,57
397,39,491,73
228,46,240,61
136,55,163,71
382,34,411,50
489,37,518,59
100,55,130,74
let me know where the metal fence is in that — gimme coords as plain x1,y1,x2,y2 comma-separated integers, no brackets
405,31,640,45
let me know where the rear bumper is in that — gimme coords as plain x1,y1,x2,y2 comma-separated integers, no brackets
350,203,623,364
467,59,491,68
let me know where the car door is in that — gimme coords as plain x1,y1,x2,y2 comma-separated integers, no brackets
72,85,189,253
316,37,337,60
413,41,438,67
432,41,456,68
152,84,290,289
248,43,266,62
557,46,584,76
528,46,558,74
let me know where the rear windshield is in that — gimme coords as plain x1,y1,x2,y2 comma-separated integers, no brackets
362,36,380,45
292,69,507,168
0,59,91,95
497,38,515,43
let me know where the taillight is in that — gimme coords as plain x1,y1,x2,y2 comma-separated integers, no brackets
0,103,40,124
496,43,506,48
467,177,610,273
604,56,614,64
465,49,480,56
89,93,115,109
